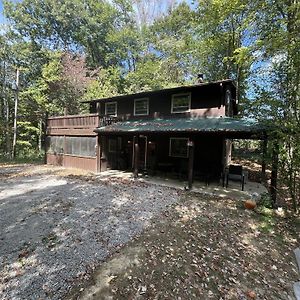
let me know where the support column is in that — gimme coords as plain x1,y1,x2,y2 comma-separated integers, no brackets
261,137,268,184
188,140,194,190
270,141,279,207
44,111,48,165
133,136,139,178
96,135,101,173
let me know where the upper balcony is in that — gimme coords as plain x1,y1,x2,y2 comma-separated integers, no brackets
46,114,123,136
46,114,100,136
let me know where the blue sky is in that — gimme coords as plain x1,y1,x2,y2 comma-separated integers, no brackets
0,1,6,24
0,0,196,26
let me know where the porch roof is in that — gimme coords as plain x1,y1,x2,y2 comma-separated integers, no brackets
94,117,268,138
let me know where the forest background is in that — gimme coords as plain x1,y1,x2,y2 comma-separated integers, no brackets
0,0,299,210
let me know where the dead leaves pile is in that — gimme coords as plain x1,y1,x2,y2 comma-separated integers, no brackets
92,194,299,300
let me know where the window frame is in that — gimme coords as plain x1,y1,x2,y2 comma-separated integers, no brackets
134,98,149,116
105,101,117,116
171,93,191,114
64,136,96,157
169,137,189,158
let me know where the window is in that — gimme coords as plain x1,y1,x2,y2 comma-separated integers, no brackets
105,102,117,116
108,138,117,153
169,138,189,158
134,98,149,116
65,137,96,157
47,136,64,154
171,93,191,113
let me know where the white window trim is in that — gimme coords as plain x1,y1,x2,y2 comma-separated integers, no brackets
171,93,191,114
169,137,189,158
134,98,149,116
105,101,117,116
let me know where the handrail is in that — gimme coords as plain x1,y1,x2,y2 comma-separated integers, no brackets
47,113,98,120
47,114,100,128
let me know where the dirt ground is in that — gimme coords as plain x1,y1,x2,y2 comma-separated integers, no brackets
70,195,300,300
0,163,299,300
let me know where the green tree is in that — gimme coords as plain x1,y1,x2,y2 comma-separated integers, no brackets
194,0,253,104
249,0,300,211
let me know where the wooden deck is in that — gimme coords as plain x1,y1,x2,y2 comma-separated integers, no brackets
46,114,99,136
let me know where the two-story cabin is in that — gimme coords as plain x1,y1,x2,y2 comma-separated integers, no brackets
46,79,266,183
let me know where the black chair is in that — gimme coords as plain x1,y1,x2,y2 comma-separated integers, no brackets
225,165,245,191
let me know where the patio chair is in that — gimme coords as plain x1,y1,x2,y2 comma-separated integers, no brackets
225,165,245,191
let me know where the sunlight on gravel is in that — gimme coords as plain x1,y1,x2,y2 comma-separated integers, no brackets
0,165,180,300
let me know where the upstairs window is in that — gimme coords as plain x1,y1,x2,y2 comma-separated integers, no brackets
134,98,149,116
105,102,117,116
171,93,191,113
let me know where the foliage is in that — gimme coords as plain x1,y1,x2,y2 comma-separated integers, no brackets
258,192,274,209
84,66,124,100
0,0,299,211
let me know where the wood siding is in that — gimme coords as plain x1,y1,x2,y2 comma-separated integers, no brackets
46,153,97,172
47,114,99,136
90,84,233,120
46,114,99,172
101,133,224,179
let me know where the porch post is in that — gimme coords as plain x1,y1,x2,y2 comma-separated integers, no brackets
133,136,139,178
261,136,267,184
44,111,48,165
96,102,101,115
96,135,101,173
188,140,194,190
270,140,279,207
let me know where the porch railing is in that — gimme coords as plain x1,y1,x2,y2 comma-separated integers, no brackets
47,114,123,130
47,114,99,129
99,115,122,127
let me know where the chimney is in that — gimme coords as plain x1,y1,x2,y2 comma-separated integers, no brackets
197,73,204,83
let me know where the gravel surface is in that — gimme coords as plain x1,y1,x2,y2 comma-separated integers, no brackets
0,165,180,300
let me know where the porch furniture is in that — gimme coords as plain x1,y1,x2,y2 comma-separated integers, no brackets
225,164,245,191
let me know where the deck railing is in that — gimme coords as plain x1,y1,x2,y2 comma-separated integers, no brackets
99,116,122,127
47,114,100,129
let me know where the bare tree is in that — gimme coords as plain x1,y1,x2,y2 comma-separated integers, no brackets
133,0,176,26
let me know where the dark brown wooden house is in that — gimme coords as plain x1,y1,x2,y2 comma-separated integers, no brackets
46,79,267,182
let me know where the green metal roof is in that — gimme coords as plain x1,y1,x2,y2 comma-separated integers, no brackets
95,117,267,135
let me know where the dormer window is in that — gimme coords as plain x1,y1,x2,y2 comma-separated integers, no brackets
105,102,117,116
134,98,149,116
171,93,191,113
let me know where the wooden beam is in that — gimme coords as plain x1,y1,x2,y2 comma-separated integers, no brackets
133,136,139,178
261,137,268,184
270,141,279,206
188,140,195,190
44,111,48,165
96,135,101,173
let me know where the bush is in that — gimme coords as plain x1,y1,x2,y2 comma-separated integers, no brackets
258,192,273,209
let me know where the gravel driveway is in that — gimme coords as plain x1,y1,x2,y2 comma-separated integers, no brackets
0,165,180,300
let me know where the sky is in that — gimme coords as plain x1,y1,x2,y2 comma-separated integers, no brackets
0,1,6,24
0,0,196,26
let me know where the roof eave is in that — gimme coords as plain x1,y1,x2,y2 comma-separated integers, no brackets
82,79,235,104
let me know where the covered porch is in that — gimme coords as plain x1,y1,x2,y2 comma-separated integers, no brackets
94,169,268,201
95,117,274,195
